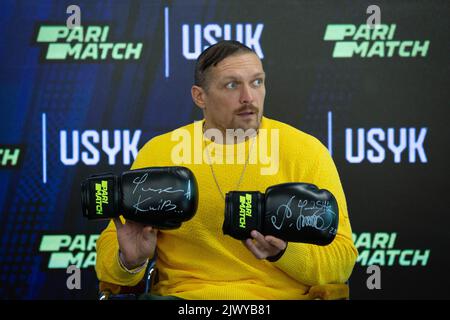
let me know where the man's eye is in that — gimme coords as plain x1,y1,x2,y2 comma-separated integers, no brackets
253,79,263,87
225,82,237,89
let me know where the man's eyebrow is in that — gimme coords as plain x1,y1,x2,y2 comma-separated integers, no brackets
220,72,266,81
253,72,266,78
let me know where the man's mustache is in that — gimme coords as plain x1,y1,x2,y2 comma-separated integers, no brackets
235,105,258,114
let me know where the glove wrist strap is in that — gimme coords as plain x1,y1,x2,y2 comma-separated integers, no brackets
266,242,288,262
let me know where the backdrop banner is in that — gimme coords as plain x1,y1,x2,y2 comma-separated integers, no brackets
0,0,448,299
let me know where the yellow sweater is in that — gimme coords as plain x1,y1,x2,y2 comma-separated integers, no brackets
95,116,358,299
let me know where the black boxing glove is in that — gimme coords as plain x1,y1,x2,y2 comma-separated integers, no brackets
81,166,198,229
223,183,338,245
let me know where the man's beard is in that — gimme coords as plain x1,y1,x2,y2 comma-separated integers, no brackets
229,105,262,143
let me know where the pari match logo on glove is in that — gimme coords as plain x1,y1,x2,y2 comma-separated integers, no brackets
35,25,143,61
94,180,109,215
81,174,118,220
239,193,253,229
324,24,430,58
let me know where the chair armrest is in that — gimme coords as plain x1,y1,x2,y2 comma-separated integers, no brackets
98,255,157,300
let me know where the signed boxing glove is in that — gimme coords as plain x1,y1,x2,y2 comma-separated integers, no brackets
81,166,198,229
223,183,338,245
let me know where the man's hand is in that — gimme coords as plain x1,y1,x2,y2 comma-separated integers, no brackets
114,218,157,269
243,230,287,260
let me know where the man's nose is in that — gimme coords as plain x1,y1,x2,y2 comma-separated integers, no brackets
239,84,254,105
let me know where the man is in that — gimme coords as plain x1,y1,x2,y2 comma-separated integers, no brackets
96,40,358,299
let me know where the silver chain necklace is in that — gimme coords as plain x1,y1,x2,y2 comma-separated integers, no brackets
204,130,257,201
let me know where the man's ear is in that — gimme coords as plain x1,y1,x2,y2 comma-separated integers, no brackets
191,85,206,110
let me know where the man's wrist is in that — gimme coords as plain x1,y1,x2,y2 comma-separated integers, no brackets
117,250,149,274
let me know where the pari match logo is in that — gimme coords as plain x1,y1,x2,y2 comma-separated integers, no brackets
353,232,430,267
35,25,143,61
95,180,109,216
324,24,430,58
38,234,99,269
239,193,253,229
0,145,23,168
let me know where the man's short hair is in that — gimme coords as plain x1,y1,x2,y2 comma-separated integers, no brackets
194,40,255,89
